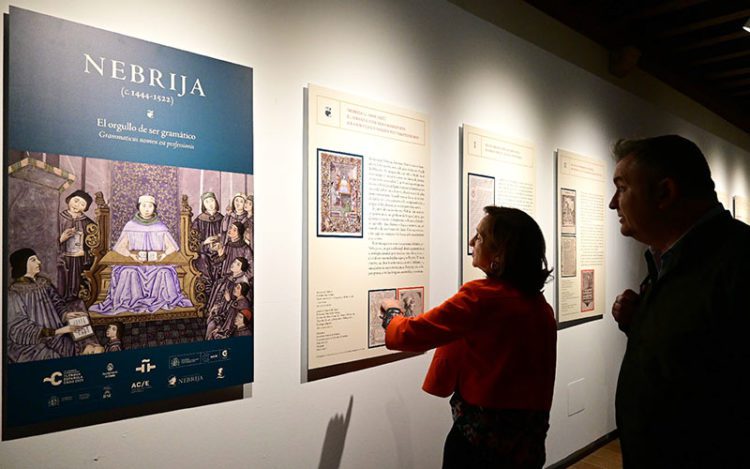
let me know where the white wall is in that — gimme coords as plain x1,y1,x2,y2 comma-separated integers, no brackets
1,1,748,468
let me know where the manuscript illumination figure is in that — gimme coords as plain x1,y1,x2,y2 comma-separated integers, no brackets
7,248,101,362
90,195,192,314
191,191,224,252
221,193,249,244
58,190,96,300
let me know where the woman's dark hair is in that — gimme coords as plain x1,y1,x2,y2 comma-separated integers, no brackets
233,256,250,272
482,206,552,294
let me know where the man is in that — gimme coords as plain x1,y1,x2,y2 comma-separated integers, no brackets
609,135,749,468
58,189,96,300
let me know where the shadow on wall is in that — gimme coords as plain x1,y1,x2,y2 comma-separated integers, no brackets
318,395,354,469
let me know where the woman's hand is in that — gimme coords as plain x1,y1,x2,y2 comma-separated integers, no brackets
379,298,401,317
379,298,403,329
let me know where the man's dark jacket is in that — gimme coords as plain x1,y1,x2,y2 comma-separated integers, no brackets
616,209,750,468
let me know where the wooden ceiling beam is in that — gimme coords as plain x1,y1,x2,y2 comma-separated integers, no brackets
717,77,750,90
676,30,749,51
622,0,710,21
690,48,750,66
707,67,750,80
660,9,750,38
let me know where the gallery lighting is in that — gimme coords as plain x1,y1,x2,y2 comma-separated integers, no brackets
744,18,750,33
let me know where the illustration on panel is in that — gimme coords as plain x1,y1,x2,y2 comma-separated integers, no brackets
397,286,425,319
367,286,425,348
367,288,397,348
560,188,576,235
580,269,594,312
560,235,577,278
6,151,254,363
467,173,495,255
317,149,363,237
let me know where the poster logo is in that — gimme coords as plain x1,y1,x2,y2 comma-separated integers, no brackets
135,358,156,373
216,368,225,379
130,380,152,393
43,371,63,386
102,362,118,379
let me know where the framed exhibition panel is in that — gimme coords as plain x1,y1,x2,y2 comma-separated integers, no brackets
733,195,750,224
3,7,254,438
555,149,606,328
305,84,430,380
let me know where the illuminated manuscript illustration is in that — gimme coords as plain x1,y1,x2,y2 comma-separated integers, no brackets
561,188,576,235
367,286,425,348
368,288,397,348
397,286,424,318
318,149,363,237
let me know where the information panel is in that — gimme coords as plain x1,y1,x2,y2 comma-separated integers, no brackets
733,195,750,224
461,125,536,283
3,8,254,436
556,149,606,327
306,85,430,378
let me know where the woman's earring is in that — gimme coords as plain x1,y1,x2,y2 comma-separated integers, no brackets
489,259,502,275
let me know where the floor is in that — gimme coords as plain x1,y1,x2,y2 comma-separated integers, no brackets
568,439,623,469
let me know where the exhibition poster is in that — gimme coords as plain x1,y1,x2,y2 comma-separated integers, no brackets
555,150,606,327
3,7,254,436
461,125,536,283
306,84,430,378
733,196,750,224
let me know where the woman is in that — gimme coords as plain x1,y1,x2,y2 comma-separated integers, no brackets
381,207,556,468
91,195,192,314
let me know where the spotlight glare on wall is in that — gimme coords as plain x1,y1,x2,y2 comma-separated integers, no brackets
744,18,750,33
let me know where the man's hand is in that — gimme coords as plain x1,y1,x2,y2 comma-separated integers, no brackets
613,289,640,331
60,227,77,243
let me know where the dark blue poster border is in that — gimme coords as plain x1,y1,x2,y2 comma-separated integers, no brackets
3,7,254,439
